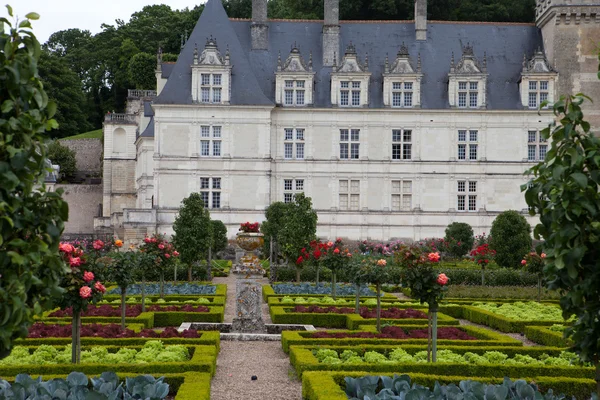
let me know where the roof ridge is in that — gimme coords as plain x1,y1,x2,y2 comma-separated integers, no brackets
228,17,535,26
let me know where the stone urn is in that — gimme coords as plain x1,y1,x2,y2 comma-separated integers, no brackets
236,232,264,251
233,232,265,276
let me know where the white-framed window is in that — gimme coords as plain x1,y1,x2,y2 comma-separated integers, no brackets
392,129,412,160
340,81,361,107
200,126,222,157
340,129,360,160
527,130,548,161
391,82,414,108
283,128,305,160
457,180,477,212
339,179,360,210
391,180,412,211
457,130,478,161
283,178,304,203
200,177,221,209
528,80,549,109
458,81,479,108
200,73,223,104
283,80,306,106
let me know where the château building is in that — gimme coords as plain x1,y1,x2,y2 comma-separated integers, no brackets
95,0,600,242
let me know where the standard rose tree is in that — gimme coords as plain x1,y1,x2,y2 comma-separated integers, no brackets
139,234,178,298
522,252,546,302
353,257,390,332
470,243,496,285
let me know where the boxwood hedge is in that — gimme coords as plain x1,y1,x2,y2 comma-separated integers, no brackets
524,326,571,348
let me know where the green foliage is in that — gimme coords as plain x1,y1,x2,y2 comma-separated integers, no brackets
172,193,213,269
470,302,567,322
524,326,571,348
444,222,475,258
489,211,533,268
47,140,77,181
397,246,447,310
0,10,71,358
0,372,170,400
210,220,228,254
523,94,600,383
444,285,560,300
128,52,156,90
63,129,102,140
261,201,288,259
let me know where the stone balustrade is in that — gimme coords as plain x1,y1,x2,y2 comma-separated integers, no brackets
127,89,157,98
104,113,136,124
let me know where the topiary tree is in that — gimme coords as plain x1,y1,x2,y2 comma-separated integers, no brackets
211,219,228,255
444,222,474,259
523,92,600,397
172,193,213,281
489,210,532,268
47,140,77,182
261,201,288,265
0,8,71,359
278,193,318,282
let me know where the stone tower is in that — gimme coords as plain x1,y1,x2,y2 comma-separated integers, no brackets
536,0,600,129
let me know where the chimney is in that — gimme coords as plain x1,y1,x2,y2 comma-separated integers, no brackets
415,0,427,41
322,0,340,67
251,0,268,50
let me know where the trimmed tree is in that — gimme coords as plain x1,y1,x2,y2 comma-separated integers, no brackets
444,222,474,259
106,250,137,329
523,92,600,396
211,219,228,255
0,8,71,359
47,140,77,181
489,210,532,268
172,193,213,281
261,201,288,264
278,193,318,282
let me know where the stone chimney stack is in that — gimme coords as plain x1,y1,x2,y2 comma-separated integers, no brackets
251,0,268,50
415,0,427,41
323,0,340,66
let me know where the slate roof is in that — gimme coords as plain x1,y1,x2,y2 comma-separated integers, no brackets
140,117,154,138
155,0,543,110
143,100,154,117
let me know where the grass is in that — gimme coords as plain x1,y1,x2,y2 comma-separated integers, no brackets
62,129,102,140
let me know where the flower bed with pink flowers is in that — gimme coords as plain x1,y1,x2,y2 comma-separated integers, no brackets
291,306,428,320
309,326,476,340
48,304,210,318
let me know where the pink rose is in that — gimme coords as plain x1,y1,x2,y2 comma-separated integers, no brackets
94,281,106,293
327,241,334,248
428,252,441,263
69,257,82,268
173,251,180,257
59,243,74,254
79,286,92,299
437,273,449,286
144,237,151,243
521,260,527,265
164,253,171,259
93,240,104,250
333,248,340,254
541,253,546,259
158,244,165,250
83,271,94,282
377,259,387,266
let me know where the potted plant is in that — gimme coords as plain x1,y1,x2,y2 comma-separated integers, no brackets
236,222,264,251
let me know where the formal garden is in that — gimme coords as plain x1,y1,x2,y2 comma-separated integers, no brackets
2,7,600,400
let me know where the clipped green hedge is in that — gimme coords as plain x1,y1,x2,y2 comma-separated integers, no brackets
525,326,571,348
102,283,227,302
347,312,458,330
459,306,565,333
0,345,218,377
40,312,156,329
302,371,595,400
267,297,408,308
281,325,521,353
14,331,221,352
289,345,593,379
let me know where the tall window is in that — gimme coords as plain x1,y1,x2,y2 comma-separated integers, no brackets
458,130,478,161
283,178,304,203
528,81,549,109
457,180,477,212
340,81,361,107
527,130,547,161
200,177,221,209
392,129,412,160
458,81,478,108
391,180,412,211
340,129,360,160
283,128,305,160
339,179,360,210
200,73,222,104
284,80,306,106
200,126,222,157
391,82,414,108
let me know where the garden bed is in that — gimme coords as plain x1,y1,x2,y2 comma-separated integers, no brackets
48,304,210,318
263,284,396,301
301,371,595,400
268,296,415,308
98,296,226,306
106,282,220,296
525,325,571,347
281,325,520,353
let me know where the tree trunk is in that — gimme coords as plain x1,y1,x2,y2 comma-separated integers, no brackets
331,271,337,300
481,267,485,286
295,267,300,283
141,274,146,313
537,276,542,303
376,283,381,333
427,311,432,363
432,309,438,362
71,311,81,364
188,264,192,282
207,248,212,281
355,283,360,314
160,271,165,298
316,266,320,285
595,361,599,399
174,263,177,283
120,287,127,330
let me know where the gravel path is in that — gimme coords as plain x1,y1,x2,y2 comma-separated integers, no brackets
210,341,302,400
458,319,539,346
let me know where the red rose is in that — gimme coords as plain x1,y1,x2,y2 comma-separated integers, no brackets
69,257,82,268
83,271,94,283
94,281,106,293
79,286,92,299
59,243,74,254
333,248,340,254
437,273,449,286
93,240,104,250
296,256,303,265
521,260,527,265
144,237,151,243
165,253,171,259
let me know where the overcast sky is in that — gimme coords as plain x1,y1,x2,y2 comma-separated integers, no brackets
6,1,206,44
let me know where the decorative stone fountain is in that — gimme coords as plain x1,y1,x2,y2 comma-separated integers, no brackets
231,230,266,333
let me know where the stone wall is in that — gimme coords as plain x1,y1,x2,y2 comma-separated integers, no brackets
60,139,103,174
55,184,103,234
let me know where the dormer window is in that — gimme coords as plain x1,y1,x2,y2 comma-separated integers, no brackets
448,44,487,109
383,44,422,108
275,45,315,107
191,36,232,104
331,43,371,108
520,49,557,109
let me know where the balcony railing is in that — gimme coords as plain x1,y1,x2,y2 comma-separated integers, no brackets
104,113,136,124
128,89,157,99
